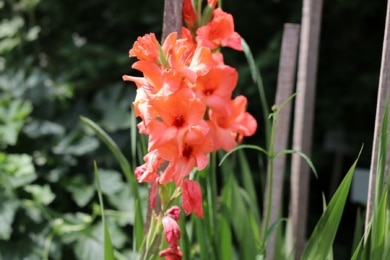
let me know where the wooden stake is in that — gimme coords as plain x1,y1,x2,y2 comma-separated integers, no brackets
365,0,390,234
265,23,300,260
161,0,183,41
287,0,323,258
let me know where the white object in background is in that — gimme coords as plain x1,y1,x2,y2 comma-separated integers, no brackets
351,167,369,205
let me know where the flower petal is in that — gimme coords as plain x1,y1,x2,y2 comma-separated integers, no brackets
182,180,204,218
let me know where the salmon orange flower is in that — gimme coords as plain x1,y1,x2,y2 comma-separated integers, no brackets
125,61,183,97
163,32,214,83
131,87,155,128
175,45,214,82
208,95,257,151
180,27,196,46
129,33,160,62
134,149,163,183
158,129,213,186
194,64,238,116
182,0,198,31
147,88,208,153
196,8,242,51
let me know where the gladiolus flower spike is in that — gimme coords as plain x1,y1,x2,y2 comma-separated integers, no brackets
123,1,257,257
123,0,256,214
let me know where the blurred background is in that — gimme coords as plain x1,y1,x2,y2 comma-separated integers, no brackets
0,0,386,258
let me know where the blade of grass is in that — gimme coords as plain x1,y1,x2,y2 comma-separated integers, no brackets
130,109,138,168
371,188,387,260
80,116,139,201
179,209,190,260
218,213,233,260
237,149,261,223
365,101,389,260
351,208,364,256
206,152,218,254
241,37,271,144
301,147,363,260
194,215,215,260
275,149,318,178
219,144,268,166
94,162,115,260
220,171,259,258
134,199,144,251
375,100,389,206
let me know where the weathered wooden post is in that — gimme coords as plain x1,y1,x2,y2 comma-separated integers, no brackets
161,0,183,41
365,0,390,234
265,23,300,260
287,0,323,258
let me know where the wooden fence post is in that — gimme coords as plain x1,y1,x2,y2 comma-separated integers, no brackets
287,0,323,258
265,23,300,260
365,0,390,234
161,0,183,41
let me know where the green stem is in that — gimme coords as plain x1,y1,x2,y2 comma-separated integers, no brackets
241,38,271,148
206,152,218,259
261,109,278,249
195,0,203,26
43,231,55,260
142,214,163,260
142,184,182,259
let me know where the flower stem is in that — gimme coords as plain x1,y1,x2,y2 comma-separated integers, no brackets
142,213,163,260
208,152,218,234
261,108,278,251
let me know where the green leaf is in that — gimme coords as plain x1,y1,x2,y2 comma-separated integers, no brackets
0,153,36,188
67,182,95,208
194,215,214,260
74,224,105,260
0,98,32,146
237,150,261,223
0,235,44,259
218,214,233,260
0,17,24,38
179,209,190,260
91,85,133,132
26,25,41,41
0,17,23,54
52,212,93,235
266,218,287,245
375,99,389,206
106,185,137,226
220,173,258,259
0,192,19,240
301,148,362,260
351,208,365,257
93,162,115,260
370,188,387,260
52,132,99,156
23,120,65,138
24,184,55,205
98,169,125,195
